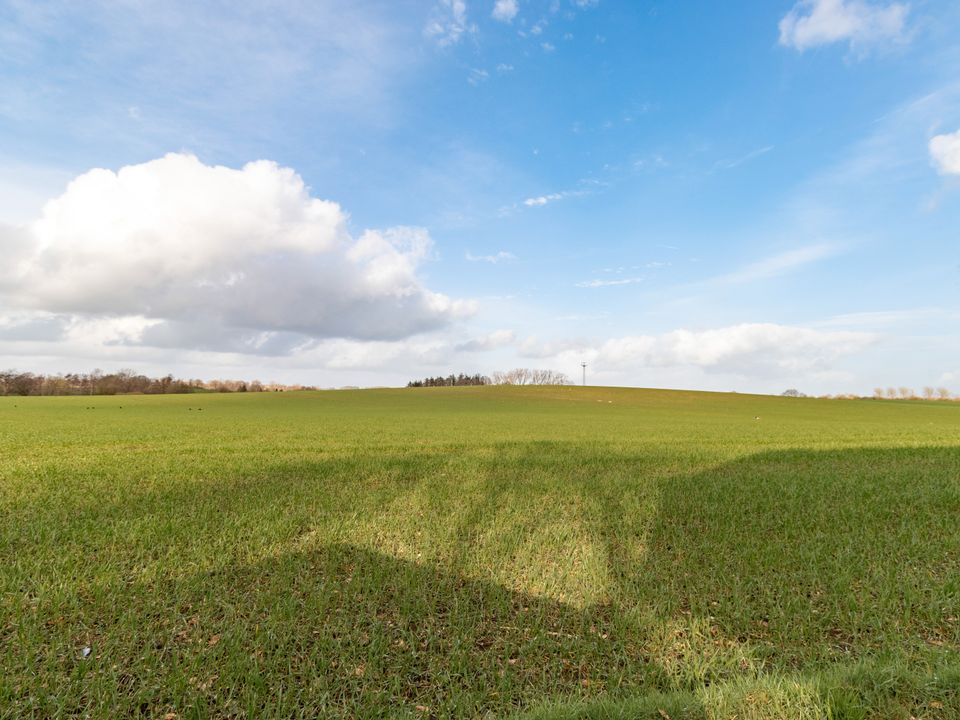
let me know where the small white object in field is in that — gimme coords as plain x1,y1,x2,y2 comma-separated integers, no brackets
81,646,92,658
754,416,760,420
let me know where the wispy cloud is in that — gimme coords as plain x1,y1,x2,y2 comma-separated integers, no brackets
523,193,564,207
713,145,774,171
522,189,585,207
467,68,489,86
575,276,643,288
814,307,954,328
466,250,516,263
713,244,836,285
425,0,472,46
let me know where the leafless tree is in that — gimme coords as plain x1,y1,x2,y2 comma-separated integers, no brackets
492,368,570,385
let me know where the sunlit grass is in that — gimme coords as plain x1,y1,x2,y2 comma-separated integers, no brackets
2,387,959,718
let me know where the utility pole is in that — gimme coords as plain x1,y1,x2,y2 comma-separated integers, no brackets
581,361,587,387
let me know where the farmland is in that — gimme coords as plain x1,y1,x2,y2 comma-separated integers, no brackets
1,386,959,718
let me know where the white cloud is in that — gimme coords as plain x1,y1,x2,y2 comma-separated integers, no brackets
929,130,960,175
0,154,474,352
553,323,874,377
455,329,516,351
778,0,908,52
425,0,471,46
524,193,562,206
541,41,555,52
492,0,519,23
522,189,585,207
466,251,516,263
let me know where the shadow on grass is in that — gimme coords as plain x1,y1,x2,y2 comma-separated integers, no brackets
621,446,960,663
5,446,960,718
7,542,649,718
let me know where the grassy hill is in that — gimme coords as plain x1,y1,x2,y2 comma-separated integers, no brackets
2,386,958,718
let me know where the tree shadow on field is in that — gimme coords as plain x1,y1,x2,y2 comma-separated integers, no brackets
7,446,960,718
12,542,666,718
618,446,960,661
577,445,960,718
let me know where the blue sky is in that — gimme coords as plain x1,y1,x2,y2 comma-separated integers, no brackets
1,0,959,393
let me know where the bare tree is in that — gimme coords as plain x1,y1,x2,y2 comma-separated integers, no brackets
492,368,570,386
937,387,952,400
898,387,914,400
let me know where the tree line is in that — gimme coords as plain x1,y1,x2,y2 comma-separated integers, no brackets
0,369,314,396
407,373,490,387
407,368,571,388
872,387,954,400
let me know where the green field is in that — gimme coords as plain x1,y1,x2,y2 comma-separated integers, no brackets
2,386,959,719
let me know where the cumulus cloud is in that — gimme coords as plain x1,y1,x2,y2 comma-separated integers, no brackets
492,0,519,23
528,323,874,377
929,130,960,175
0,153,473,353
778,0,908,52
597,324,871,374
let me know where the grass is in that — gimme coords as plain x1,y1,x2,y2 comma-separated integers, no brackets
1,385,958,718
